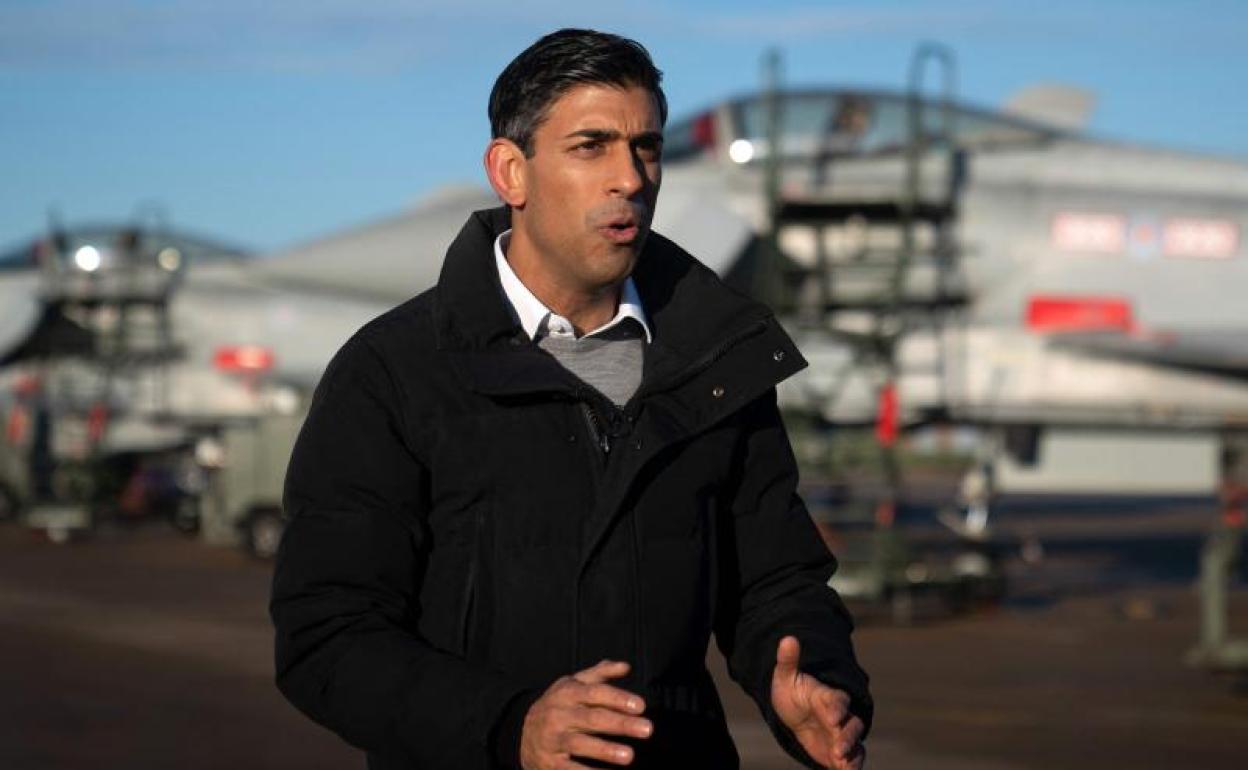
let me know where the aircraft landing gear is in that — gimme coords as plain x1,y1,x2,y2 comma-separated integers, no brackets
1187,435,1248,672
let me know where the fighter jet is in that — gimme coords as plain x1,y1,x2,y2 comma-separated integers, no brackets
4,80,1247,498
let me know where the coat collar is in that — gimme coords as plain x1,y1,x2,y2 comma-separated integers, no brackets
432,206,520,352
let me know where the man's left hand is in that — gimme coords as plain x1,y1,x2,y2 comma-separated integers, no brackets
770,635,866,770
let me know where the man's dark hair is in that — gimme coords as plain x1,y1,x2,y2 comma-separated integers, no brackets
489,28,668,157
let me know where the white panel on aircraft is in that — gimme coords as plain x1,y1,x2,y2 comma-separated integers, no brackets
0,275,41,360
651,190,753,276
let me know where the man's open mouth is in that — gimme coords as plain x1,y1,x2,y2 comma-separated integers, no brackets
599,215,641,244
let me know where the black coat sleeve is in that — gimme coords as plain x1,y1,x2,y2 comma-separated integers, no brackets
270,333,530,769
713,389,873,769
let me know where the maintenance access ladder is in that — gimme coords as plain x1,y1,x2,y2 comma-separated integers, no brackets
759,46,970,420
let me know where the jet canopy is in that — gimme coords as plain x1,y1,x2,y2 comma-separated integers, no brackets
664,88,1065,165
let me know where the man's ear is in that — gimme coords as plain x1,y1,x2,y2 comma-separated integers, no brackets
484,138,527,207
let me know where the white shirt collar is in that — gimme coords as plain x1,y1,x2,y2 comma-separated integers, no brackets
494,229,652,342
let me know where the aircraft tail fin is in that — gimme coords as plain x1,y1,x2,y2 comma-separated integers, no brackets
1002,84,1096,133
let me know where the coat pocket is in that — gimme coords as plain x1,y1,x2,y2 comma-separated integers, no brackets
457,504,487,658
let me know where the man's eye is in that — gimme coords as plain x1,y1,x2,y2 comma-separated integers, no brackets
633,139,663,162
636,144,662,162
573,141,604,155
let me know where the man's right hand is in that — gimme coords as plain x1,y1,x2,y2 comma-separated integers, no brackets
519,659,653,769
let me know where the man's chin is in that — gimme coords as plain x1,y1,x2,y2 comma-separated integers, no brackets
586,251,641,289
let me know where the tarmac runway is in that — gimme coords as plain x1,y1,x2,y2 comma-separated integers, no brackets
0,495,1245,769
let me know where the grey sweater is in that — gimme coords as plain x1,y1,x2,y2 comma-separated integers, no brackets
537,319,645,406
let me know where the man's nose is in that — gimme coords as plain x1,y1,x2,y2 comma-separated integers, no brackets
607,146,647,198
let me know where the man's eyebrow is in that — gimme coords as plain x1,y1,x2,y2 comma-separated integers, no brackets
565,128,620,142
563,128,664,143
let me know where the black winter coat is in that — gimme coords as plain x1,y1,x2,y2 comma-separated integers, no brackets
271,207,872,769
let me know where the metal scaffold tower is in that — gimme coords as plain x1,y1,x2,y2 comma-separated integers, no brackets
759,45,991,619
14,220,188,536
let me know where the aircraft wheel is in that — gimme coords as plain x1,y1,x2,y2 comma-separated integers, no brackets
171,496,200,535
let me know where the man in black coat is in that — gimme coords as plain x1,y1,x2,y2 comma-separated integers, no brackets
272,28,871,770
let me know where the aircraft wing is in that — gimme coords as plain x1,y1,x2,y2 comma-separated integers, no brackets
253,185,497,302
1053,329,1248,378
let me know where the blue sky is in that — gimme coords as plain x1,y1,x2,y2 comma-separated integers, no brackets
2,0,1246,252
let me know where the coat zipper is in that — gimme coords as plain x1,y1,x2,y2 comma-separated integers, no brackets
572,389,616,668
581,402,611,457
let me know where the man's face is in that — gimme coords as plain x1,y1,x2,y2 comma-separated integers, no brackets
514,83,663,294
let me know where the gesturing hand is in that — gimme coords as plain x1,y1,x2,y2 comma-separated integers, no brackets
520,659,653,770
770,636,866,770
